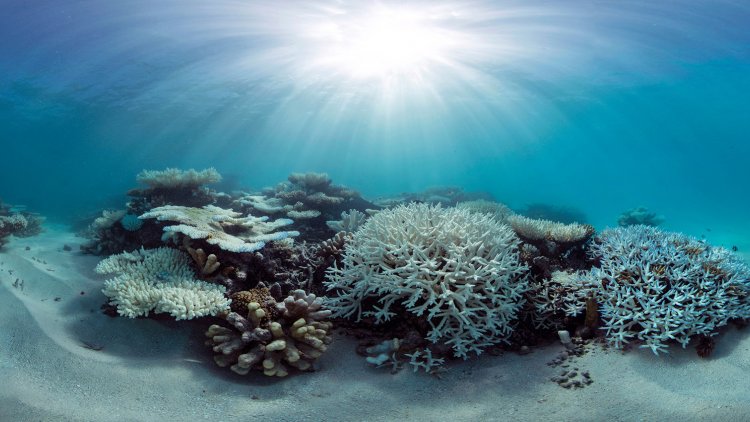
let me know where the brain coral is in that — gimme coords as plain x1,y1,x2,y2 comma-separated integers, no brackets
324,203,529,359
580,225,750,354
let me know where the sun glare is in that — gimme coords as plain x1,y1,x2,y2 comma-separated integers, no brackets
312,6,453,79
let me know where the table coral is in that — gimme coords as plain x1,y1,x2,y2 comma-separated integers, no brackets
205,289,332,377
139,205,299,253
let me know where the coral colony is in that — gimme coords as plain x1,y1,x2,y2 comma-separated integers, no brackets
6,167,744,379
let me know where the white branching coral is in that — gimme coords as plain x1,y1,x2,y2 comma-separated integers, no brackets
96,247,230,320
580,225,750,354
205,289,333,377
508,215,594,243
326,209,367,232
324,203,529,359
136,167,221,189
139,205,299,253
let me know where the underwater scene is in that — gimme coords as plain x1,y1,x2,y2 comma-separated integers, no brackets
2,1,750,421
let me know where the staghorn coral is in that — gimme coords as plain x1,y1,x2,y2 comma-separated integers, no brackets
96,247,230,320
580,225,750,354
324,203,529,360
139,205,299,253
205,289,333,377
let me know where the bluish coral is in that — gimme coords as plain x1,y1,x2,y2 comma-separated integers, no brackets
120,213,143,232
578,225,750,354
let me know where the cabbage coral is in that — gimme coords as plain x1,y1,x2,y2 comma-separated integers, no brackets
96,247,230,320
580,225,750,354
324,203,529,359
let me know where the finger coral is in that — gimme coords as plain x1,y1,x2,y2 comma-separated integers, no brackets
205,289,333,377
324,203,529,360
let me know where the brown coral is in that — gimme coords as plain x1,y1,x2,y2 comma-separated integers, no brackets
206,289,333,377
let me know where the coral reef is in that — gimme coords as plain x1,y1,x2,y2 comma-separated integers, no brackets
0,214,28,250
617,206,665,227
205,289,333,377
127,167,222,214
233,172,375,242
509,215,594,282
80,209,163,255
140,205,299,253
524,270,597,330
325,203,529,360
0,201,44,248
579,225,750,354
96,247,230,320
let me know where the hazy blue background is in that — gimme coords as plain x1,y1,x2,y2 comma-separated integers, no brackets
1,0,748,245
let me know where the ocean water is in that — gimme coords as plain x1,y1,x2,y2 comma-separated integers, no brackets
2,0,748,238
2,1,750,420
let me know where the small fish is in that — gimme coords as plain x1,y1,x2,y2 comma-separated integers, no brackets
732,245,739,252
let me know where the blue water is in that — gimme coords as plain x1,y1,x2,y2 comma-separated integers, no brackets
1,0,749,242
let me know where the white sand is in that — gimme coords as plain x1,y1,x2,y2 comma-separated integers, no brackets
2,228,750,422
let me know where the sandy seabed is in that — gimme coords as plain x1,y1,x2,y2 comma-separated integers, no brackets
2,228,750,422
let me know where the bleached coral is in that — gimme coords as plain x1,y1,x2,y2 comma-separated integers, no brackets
325,203,529,359
0,214,28,248
456,200,513,224
580,225,750,354
235,194,288,215
205,289,333,377
96,247,230,320
139,205,299,253
92,210,126,230
136,167,221,189
508,215,594,244
326,209,367,232
525,270,597,329
273,172,358,212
